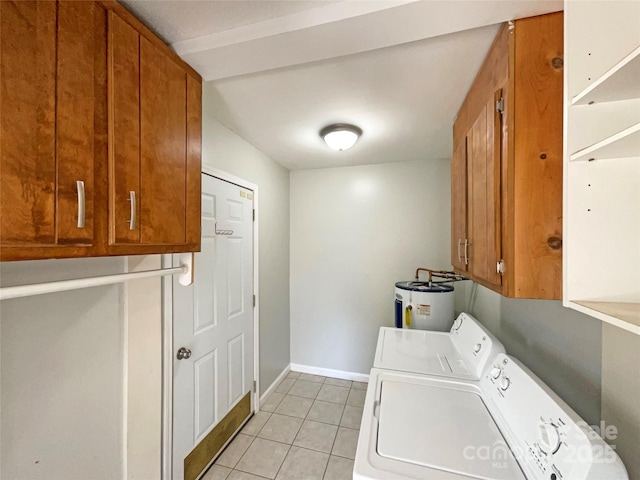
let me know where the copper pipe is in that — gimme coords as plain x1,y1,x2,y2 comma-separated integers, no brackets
415,267,467,283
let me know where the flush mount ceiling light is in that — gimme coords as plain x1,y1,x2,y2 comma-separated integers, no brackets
320,124,362,151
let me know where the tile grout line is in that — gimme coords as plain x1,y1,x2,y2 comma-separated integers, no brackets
251,374,363,479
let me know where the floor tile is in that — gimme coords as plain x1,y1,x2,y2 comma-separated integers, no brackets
331,427,359,460
323,455,354,480
257,413,303,444
346,389,366,407
275,446,329,480
215,434,254,468
288,380,322,399
202,464,232,480
235,437,290,479
286,371,300,379
242,411,272,436
339,405,363,430
324,378,352,388
298,373,325,383
274,395,314,419
275,378,296,394
316,384,349,404
306,400,344,426
228,470,272,480
351,381,368,391
261,392,285,412
293,420,338,453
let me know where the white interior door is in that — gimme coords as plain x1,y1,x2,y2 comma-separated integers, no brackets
172,173,254,480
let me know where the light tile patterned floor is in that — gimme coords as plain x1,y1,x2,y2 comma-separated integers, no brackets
202,371,367,480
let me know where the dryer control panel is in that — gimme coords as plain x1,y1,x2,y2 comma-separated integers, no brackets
450,312,505,378
481,354,628,480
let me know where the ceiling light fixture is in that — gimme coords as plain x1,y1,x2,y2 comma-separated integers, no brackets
320,124,362,151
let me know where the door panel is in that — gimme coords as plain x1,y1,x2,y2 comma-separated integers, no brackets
228,334,245,406
108,12,141,244
173,174,254,480
56,0,102,244
0,0,57,245
467,96,502,289
451,139,467,271
194,351,217,440
140,38,187,245
227,238,244,318
186,76,202,246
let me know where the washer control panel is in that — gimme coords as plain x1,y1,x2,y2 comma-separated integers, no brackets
482,354,627,480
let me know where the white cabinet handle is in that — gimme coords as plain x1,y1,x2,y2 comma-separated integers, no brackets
127,191,136,230
76,181,85,228
464,239,469,265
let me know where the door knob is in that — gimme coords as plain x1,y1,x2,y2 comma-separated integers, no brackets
177,347,192,360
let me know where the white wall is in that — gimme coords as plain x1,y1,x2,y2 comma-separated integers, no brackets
202,86,291,391
0,258,126,480
601,324,640,480
126,255,162,480
290,159,451,374
454,283,602,426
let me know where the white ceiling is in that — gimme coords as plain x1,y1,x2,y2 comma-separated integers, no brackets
123,0,563,170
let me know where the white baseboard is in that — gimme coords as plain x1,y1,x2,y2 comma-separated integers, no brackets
259,364,291,405
290,363,369,383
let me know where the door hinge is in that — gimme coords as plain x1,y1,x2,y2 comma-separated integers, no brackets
252,209,255,222
253,380,257,393
496,97,504,114
253,294,256,307
497,260,504,275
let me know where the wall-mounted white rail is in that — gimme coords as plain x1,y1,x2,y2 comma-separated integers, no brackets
0,253,194,301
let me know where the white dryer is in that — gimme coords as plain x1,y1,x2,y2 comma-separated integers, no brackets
374,312,505,379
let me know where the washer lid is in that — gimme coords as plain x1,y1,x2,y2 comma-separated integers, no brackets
395,281,454,293
374,328,473,377
377,381,525,480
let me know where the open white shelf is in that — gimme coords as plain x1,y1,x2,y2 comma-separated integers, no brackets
570,123,640,161
572,46,640,105
567,300,640,336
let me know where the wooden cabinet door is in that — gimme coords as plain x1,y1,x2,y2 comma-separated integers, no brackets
56,1,105,245
466,92,502,290
1,0,105,254
139,37,188,245
108,12,141,244
1,0,57,246
451,139,468,272
109,14,201,250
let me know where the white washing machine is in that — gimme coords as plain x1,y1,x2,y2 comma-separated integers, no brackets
375,312,504,380
355,357,628,480
355,313,629,480
394,281,455,331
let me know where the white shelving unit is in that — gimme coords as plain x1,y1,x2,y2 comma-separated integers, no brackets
564,1,640,335
571,46,640,106
570,123,640,162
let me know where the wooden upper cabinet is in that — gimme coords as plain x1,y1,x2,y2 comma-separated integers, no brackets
450,140,467,272
466,92,502,291
108,10,201,252
1,0,107,258
1,0,202,260
452,12,563,299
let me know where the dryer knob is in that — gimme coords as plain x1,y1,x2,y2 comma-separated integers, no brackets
490,366,502,379
452,317,463,331
500,377,511,391
473,343,482,353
